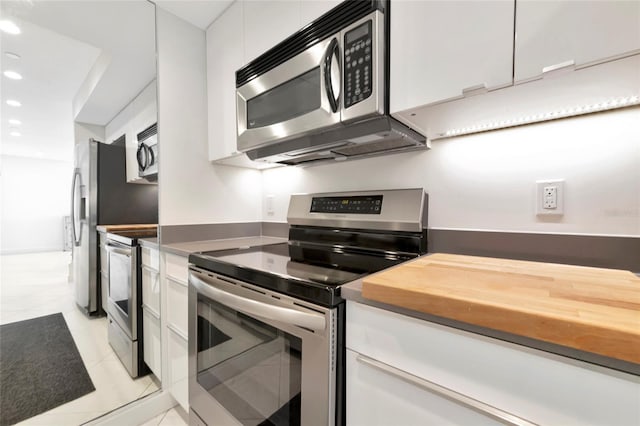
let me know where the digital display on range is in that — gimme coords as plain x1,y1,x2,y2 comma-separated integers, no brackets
310,195,383,214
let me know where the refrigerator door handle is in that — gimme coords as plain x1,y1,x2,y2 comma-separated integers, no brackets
71,168,83,246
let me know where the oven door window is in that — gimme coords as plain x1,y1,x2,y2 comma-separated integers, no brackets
247,67,320,129
197,294,302,426
108,249,131,316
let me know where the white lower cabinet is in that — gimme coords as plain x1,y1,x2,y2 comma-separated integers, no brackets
167,326,189,412
143,306,162,378
162,251,189,412
346,301,640,426
346,349,500,426
141,245,161,380
166,277,188,337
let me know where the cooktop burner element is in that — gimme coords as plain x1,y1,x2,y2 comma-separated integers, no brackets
189,189,429,307
200,243,365,286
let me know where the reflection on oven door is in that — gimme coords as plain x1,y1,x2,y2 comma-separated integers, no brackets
197,297,302,426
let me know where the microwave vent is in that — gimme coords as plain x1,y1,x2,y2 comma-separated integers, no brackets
332,138,417,157
137,122,157,141
236,0,383,87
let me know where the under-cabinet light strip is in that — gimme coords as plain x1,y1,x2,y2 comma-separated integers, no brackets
443,95,640,138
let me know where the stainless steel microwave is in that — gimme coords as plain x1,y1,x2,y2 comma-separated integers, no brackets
235,0,426,165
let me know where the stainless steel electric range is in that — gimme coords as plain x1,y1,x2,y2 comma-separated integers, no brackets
188,189,428,426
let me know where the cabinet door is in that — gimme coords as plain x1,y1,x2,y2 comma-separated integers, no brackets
167,327,188,412
346,349,502,426
299,0,341,28
207,1,244,161
132,80,157,134
515,1,640,83
243,0,301,64
142,265,161,316
143,306,162,379
390,1,514,113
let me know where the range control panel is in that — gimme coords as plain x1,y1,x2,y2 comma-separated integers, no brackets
344,20,373,108
310,195,383,214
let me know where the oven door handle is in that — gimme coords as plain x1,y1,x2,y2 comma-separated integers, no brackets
106,244,132,257
190,273,326,331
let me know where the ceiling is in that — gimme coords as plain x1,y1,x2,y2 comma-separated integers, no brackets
154,0,233,30
0,0,229,162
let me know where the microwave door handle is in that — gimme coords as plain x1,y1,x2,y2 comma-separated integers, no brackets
137,144,147,171
324,37,341,113
148,144,155,166
190,273,326,331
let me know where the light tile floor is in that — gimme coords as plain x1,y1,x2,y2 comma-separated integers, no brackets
138,407,189,426
0,251,162,425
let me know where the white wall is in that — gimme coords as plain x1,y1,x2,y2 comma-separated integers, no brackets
262,107,640,237
0,155,74,253
156,9,262,226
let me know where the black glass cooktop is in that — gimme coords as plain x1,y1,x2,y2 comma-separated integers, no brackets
189,242,406,307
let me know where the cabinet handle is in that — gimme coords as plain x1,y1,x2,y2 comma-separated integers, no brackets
462,83,488,97
141,265,159,275
355,354,538,426
167,323,188,341
142,303,160,320
542,60,575,76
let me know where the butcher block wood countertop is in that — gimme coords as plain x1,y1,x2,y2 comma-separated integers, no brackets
96,224,157,233
362,253,640,365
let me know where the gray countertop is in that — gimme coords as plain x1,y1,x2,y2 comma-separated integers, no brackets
161,236,286,257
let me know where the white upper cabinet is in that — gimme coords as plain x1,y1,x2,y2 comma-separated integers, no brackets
132,81,157,134
390,0,514,113
299,0,341,28
243,0,302,63
515,1,640,84
105,81,157,183
390,0,515,114
207,1,244,162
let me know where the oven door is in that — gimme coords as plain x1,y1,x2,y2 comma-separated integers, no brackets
188,268,337,426
236,34,342,152
107,240,137,340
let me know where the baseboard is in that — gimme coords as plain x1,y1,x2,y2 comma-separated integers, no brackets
84,390,178,426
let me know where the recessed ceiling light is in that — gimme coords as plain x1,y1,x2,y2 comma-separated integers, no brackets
6,99,21,107
0,20,21,35
8,119,21,125
10,131,21,137
4,52,20,60
3,70,22,80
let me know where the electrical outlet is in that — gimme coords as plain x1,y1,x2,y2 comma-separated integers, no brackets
536,180,564,216
266,195,275,217
543,186,557,209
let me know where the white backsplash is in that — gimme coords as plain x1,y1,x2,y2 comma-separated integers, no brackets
261,106,640,237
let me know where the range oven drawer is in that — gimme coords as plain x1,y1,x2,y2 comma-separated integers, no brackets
108,316,138,378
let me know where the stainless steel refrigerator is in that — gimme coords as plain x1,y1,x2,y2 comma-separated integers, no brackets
71,138,158,315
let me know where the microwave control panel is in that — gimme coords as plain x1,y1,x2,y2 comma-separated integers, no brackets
344,20,373,108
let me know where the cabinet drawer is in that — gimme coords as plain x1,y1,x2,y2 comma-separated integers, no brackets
141,246,159,270
141,265,160,316
346,349,500,426
165,253,188,284
346,301,640,426
166,277,188,337
142,306,162,380
167,327,188,412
